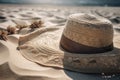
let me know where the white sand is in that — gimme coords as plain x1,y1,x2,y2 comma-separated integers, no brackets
0,4,120,80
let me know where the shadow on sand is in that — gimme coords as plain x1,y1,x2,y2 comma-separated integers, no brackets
62,47,120,80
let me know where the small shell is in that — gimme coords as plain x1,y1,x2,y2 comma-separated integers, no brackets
0,30,8,41
7,26,16,35
30,20,43,30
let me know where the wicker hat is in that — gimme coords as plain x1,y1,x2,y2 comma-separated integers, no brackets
18,13,120,73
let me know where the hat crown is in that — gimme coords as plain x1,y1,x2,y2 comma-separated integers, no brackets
60,13,113,53
69,13,111,25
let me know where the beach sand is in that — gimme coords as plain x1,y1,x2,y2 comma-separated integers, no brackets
0,4,120,80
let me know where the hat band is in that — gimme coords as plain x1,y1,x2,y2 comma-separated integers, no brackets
60,35,113,54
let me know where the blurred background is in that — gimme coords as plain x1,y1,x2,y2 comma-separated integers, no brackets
0,0,120,6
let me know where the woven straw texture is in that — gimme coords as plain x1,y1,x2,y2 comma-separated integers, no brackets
64,13,113,47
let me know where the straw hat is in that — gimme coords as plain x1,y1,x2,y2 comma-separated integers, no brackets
18,13,120,73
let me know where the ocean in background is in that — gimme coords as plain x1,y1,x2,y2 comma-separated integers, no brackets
0,0,120,6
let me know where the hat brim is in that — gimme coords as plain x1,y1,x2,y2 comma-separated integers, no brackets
19,26,120,73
